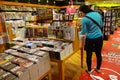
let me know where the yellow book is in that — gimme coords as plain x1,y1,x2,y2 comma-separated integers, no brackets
0,59,8,65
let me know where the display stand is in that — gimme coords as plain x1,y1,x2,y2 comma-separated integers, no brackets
80,47,84,68
38,69,52,80
0,2,81,80
79,35,85,68
51,51,78,80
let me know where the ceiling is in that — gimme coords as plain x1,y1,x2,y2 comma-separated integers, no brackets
1,0,120,6
86,0,120,4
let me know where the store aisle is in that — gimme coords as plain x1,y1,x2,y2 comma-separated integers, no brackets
51,28,120,80
51,50,87,80
51,40,107,80
51,50,97,80
79,28,120,80
79,59,120,80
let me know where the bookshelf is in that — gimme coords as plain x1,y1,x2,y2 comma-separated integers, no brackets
0,2,80,80
103,7,119,40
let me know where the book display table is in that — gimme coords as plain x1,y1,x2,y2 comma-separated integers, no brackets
39,69,52,80
51,51,77,80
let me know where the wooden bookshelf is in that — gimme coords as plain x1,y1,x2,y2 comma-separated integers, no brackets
0,2,80,80
38,69,52,80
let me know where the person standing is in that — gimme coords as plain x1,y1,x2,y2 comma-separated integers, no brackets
79,4,103,74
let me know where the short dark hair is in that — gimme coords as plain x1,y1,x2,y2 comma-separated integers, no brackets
79,4,93,14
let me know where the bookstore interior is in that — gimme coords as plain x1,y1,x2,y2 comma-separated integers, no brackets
0,0,120,80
